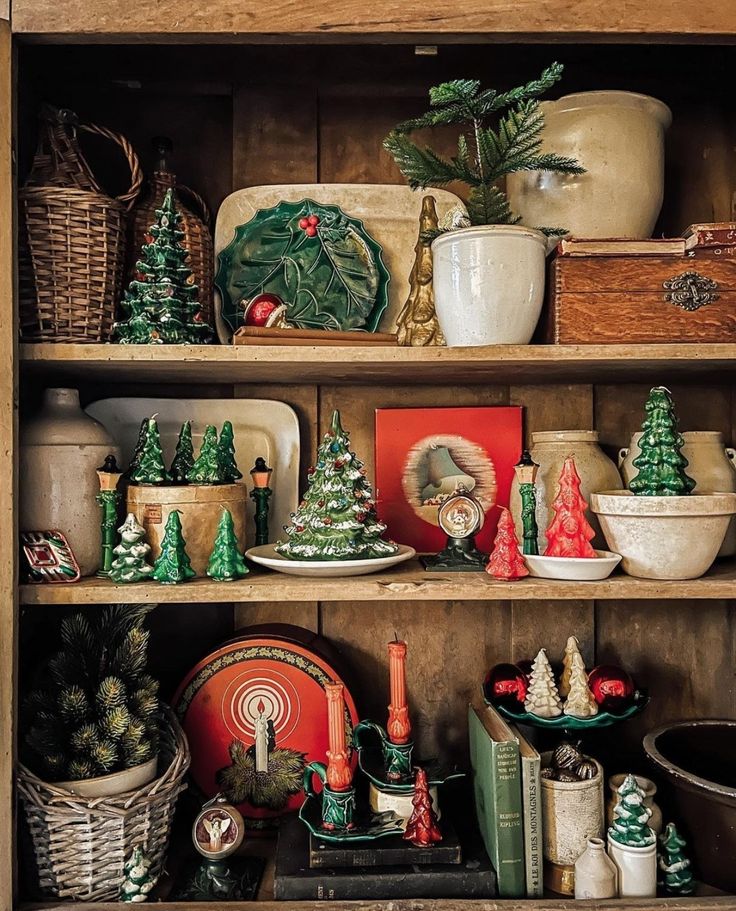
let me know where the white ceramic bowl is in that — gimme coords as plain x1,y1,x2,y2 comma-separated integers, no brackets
523,549,621,581
590,490,736,580
54,756,158,798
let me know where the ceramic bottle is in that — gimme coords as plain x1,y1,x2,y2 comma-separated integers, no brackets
20,388,121,576
510,430,622,552
619,430,736,556
574,836,617,899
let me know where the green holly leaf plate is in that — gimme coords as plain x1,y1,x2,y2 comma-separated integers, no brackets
299,792,404,843
216,199,390,334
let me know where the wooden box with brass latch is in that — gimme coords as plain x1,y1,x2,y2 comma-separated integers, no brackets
540,227,736,344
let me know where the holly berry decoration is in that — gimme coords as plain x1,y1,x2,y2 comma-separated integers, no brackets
484,662,528,705
486,507,529,580
403,767,442,847
299,214,321,237
587,664,635,712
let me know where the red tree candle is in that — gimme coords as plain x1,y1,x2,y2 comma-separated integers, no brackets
325,682,353,791
387,640,412,744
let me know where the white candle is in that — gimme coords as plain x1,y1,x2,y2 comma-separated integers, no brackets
255,703,268,773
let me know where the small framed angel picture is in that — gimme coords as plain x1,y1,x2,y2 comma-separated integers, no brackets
192,795,245,861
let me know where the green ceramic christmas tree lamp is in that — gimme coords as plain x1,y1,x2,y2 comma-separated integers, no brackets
96,454,123,577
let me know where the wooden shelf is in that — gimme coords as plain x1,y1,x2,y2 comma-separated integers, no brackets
19,342,736,387
19,558,736,604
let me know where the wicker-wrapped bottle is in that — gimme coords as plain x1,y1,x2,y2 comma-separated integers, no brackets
128,137,214,329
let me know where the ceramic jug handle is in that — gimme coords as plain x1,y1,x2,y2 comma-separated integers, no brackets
727,448,736,471
618,448,629,468
303,761,328,799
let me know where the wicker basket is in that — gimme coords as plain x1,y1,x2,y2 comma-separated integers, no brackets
17,707,189,901
128,137,215,327
19,106,143,343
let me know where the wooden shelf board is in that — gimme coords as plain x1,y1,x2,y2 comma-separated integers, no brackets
19,557,736,604
20,342,736,386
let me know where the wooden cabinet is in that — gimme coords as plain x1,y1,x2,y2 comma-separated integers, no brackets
5,8,736,910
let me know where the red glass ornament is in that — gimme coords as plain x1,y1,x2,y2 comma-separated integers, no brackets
588,664,635,711
485,662,528,705
243,293,286,327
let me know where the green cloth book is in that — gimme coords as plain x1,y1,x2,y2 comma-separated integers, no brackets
468,700,525,898
507,721,544,898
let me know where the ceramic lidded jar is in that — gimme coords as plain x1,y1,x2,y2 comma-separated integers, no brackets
431,224,546,346
507,91,672,239
619,430,736,556
574,836,618,899
20,388,121,576
510,430,622,552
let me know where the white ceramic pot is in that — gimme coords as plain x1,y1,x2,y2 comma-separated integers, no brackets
574,836,618,899
20,388,121,576
510,430,622,552
606,774,662,835
619,431,736,557
607,834,657,898
54,756,158,798
541,754,604,868
524,549,621,581
590,490,736,580
431,225,546,346
507,91,672,239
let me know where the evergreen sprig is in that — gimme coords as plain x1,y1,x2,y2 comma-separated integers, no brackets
384,63,585,234
21,604,160,781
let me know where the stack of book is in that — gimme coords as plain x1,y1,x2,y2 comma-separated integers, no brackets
468,699,543,899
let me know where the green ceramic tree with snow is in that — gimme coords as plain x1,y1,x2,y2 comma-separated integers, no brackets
129,417,171,485
113,188,212,345
170,421,195,484
207,509,249,581
658,822,694,895
217,421,242,482
120,845,158,902
629,387,695,496
187,425,221,485
276,410,398,561
609,774,656,847
110,514,154,583
152,510,196,583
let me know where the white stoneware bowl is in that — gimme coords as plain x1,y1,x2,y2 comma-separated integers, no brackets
523,549,621,581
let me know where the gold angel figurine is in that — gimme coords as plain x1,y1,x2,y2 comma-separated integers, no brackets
396,195,445,347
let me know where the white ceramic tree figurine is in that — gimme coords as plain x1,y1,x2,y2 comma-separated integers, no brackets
559,635,581,698
563,651,599,717
524,648,563,717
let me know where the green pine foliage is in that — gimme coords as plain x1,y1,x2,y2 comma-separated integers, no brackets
216,420,242,482
21,604,160,781
170,420,195,484
113,188,212,345
608,774,656,848
276,409,398,561
629,387,695,496
207,508,249,581
187,424,222,484
383,64,584,234
152,509,196,583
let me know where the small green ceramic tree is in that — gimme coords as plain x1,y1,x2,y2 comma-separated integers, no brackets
129,417,171,486
170,421,195,484
152,510,196,583
658,822,694,895
120,845,158,902
608,774,656,848
629,387,695,496
187,425,221,484
207,509,249,581
217,421,242,483
110,513,154,584
126,419,149,480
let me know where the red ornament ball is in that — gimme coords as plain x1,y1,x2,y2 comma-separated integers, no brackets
243,293,286,327
298,217,310,229
588,664,635,712
485,663,528,705
306,225,318,237
307,215,320,227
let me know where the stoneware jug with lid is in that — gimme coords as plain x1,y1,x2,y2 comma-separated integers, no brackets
20,388,121,576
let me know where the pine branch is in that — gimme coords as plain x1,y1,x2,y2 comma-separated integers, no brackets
383,132,461,188
485,61,565,112
525,152,586,174
466,184,518,227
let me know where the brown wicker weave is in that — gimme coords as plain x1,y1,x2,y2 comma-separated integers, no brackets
128,138,214,327
17,707,189,902
19,107,143,343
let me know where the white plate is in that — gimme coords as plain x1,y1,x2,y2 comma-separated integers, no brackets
85,398,299,551
246,543,416,577
214,184,467,342
523,549,622,581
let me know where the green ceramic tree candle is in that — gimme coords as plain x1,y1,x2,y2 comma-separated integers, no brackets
110,513,154,583
628,387,695,496
609,774,656,847
170,420,195,484
152,510,196,583
658,822,694,895
207,509,249,581
129,416,171,486
217,421,242,483
187,425,221,484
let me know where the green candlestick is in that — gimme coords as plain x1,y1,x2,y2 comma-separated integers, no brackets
250,457,273,547
514,450,540,556
96,454,123,577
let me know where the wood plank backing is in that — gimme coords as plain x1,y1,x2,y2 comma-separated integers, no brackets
0,18,16,910
10,0,736,40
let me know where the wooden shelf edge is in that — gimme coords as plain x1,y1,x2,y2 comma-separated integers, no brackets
18,558,736,604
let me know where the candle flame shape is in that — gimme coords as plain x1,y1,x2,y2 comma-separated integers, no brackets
257,698,265,715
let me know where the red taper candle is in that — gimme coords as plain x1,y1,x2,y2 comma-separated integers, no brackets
387,640,412,744
325,682,353,791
